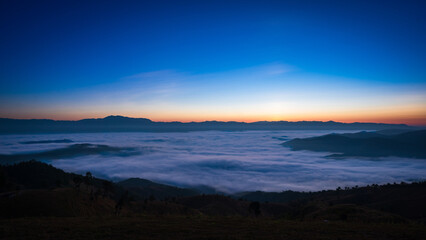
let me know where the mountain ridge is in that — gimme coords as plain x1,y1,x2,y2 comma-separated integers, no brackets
0,115,416,134
283,129,426,159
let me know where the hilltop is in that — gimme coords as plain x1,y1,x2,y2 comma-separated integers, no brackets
283,129,426,158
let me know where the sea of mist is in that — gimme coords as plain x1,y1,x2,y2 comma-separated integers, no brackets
1,130,425,193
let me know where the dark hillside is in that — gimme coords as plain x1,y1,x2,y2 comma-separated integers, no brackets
0,188,116,218
1,160,426,240
117,178,199,200
237,182,426,222
283,129,426,158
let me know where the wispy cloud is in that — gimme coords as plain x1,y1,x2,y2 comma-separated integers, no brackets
1,62,425,124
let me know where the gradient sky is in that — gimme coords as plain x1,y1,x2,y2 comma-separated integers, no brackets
1,0,425,125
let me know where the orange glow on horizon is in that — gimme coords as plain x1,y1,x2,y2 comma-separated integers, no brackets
2,111,425,126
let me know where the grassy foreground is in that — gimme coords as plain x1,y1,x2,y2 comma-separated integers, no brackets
1,161,425,239
1,215,425,240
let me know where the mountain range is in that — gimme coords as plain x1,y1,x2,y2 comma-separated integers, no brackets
0,115,416,134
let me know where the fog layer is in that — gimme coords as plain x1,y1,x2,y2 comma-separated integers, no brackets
1,131,425,193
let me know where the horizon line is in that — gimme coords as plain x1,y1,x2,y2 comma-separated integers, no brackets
1,114,423,127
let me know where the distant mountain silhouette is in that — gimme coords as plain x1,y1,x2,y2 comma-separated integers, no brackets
283,129,426,158
20,139,74,144
0,115,416,134
0,143,139,163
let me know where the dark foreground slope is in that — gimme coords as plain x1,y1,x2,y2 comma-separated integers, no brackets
236,182,426,222
117,178,199,200
1,161,425,239
0,115,415,133
283,129,426,158
2,216,426,240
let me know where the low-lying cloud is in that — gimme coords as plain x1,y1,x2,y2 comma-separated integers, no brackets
0,130,425,193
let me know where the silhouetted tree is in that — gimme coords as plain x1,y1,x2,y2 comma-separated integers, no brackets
0,168,6,190
249,201,261,217
84,172,93,185
73,176,82,191
115,190,129,216
102,180,113,198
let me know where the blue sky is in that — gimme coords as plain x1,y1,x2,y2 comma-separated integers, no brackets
0,0,425,124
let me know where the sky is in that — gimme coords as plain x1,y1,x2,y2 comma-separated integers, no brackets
0,0,425,125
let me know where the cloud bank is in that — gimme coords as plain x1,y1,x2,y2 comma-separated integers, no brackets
1,130,425,193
